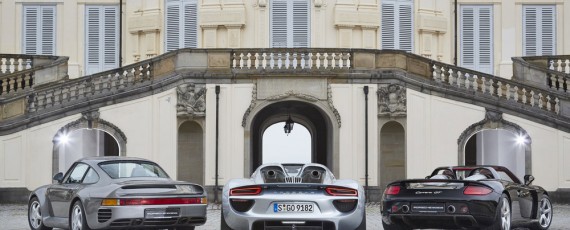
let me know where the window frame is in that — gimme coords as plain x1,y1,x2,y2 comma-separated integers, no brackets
22,4,57,55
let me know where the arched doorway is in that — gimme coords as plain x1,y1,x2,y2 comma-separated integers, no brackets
53,129,120,173
52,111,127,175
458,110,531,180
248,100,334,174
262,122,312,164
464,129,528,180
379,121,406,189
177,121,204,185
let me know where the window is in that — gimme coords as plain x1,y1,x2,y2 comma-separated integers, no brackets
85,5,119,75
381,0,413,52
23,5,56,55
270,0,310,48
65,163,89,184
165,0,198,52
523,5,555,56
99,161,169,179
82,168,100,184
460,5,493,74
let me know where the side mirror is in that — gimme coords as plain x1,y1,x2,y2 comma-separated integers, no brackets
524,175,535,185
53,172,64,183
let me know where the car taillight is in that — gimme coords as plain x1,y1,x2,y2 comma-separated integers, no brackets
325,186,358,196
384,185,401,195
463,186,493,195
101,198,206,206
230,186,262,196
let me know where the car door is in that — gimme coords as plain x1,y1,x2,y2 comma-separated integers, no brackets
47,163,89,218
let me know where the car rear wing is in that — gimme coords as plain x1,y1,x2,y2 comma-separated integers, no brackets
120,183,204,195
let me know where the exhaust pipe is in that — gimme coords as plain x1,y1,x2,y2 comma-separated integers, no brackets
447,205,456,213
401,205,410,213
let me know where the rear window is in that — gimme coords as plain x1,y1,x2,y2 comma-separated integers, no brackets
99,161,169,179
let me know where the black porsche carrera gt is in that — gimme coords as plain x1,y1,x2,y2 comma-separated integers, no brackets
381,166,553,230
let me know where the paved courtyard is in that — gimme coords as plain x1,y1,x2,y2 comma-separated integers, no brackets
1,202,569,229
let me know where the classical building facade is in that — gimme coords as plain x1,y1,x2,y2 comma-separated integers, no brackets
0,0,570,202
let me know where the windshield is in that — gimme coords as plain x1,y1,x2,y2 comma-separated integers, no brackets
99,161,169,179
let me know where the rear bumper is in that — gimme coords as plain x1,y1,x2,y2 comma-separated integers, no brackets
383,214,495,229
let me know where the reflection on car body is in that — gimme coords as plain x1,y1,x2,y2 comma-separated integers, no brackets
27,157,207,230
221,163,366,230
381,165,553,230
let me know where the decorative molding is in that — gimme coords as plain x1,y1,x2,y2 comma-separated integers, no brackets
327,85,342,127
242,84,257,127
377,84,406,117
176,83,206,118
265,90,319,102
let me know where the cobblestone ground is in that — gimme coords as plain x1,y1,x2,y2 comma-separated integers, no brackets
1,203,568,230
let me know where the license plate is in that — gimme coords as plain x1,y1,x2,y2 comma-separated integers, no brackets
273,203,314,213
144,208,180,219
411,203,445,213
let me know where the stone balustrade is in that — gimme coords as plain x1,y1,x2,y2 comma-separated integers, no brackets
432,61,560,115
0,55,68,98
0,48,569,134
513,56,570,93
231,49,352,70
28,59,152,113
0,55,32,75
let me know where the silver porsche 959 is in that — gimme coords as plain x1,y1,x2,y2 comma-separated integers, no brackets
27,157,207,230
221,163,366,230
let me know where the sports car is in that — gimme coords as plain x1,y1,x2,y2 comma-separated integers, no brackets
381,166,553,230
221,163,366,230
27,157,207,230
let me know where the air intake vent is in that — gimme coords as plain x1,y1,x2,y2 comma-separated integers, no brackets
98,209,112,223
285,176,302,183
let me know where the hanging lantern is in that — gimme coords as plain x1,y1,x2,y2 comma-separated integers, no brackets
283,115,294,135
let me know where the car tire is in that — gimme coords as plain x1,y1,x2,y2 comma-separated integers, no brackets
70,200,91,230
531,195,553,230
382,221,411,230
483,194,511,230
355,210,366,230
220,210,233,230
28,197,52,230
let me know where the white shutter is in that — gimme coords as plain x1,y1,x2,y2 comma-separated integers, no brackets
270,0,289,48
165,0,197,52
23,5,56,55
292,0,309,48
523,5,555,56
381,0,413,52
85,5,118,75
460,5,493,74
270,0,309,48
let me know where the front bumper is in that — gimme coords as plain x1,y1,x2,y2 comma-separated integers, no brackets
87,204,207,229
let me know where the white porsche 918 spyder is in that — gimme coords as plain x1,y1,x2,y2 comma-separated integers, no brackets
221,163,366,230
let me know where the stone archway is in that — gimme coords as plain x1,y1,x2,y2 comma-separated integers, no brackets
458,109,532,175
52,110,127,174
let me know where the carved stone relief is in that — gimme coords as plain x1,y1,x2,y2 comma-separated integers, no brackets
377,84,406,117
177,83,207,117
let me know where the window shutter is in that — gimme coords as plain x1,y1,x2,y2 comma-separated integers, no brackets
270,0,289,48
165,0,197,52
183,1,198,48
85,5,118,75
523,5,555,56
460,5,493,74
23,5,56,55
381,0,413,52
292,0,310,48
103,6,118,71
165,0,180,52
86,6,101,75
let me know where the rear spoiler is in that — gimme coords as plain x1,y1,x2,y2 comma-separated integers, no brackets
121,183,204,194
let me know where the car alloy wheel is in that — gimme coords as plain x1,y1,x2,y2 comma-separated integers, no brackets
29,200,43,229
71,204,83,230
539,197,553,228
500,197,511,230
